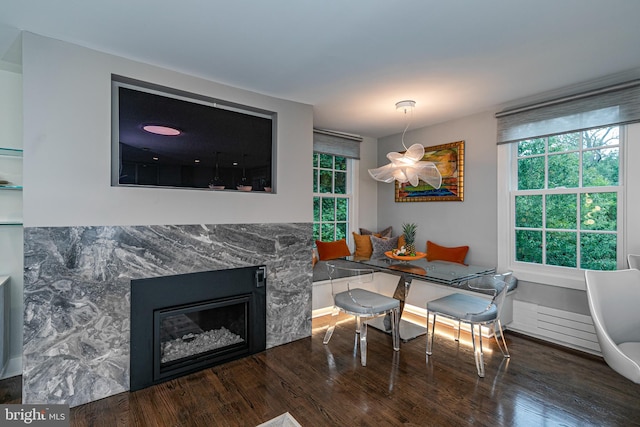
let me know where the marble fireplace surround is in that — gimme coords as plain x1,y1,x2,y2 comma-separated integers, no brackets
23,223,312,407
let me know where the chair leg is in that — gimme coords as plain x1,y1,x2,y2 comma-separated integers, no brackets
426,312,436,355
471,323,485,378
323,306,340,345
455,320,461,341
493,320,511,358
391,307,400,351
360,318,368,366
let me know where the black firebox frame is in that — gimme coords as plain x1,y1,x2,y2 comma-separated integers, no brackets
130,265,266,391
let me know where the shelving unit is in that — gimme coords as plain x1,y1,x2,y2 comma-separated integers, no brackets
0,68,24,380
0,147,22,226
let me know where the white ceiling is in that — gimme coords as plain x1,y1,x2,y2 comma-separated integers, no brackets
2,0,640,138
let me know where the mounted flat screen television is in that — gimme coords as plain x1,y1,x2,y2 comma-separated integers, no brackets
111,77,276,192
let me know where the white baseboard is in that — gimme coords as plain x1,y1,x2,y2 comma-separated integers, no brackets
312,307,334,318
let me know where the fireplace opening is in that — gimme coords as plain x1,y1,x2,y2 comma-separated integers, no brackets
155,295,250,380
131,266,266,391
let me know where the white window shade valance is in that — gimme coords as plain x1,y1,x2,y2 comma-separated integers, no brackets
313,128,362,159
496,80,640,144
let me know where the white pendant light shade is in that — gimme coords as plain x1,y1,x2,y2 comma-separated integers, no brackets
368,143,442,188
368,100,442,188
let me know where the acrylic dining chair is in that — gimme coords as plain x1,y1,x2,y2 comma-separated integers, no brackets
323,262,400,366
426,273,513,377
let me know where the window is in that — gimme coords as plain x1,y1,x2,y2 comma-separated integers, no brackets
512,126,622,271
313,153,350,242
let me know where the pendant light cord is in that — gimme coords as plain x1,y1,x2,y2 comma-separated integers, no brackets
400,107,413,151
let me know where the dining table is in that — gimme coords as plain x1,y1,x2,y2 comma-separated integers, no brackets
349,254,496,341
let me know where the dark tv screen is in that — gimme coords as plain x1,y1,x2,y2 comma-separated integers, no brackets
113,80,275,192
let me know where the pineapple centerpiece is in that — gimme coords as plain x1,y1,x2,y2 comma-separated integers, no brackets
402,223,417,256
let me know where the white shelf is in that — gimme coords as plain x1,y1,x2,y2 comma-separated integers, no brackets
0,147,22,224
0,148,22,157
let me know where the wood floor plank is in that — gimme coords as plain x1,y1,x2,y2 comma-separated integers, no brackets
1,315,639,426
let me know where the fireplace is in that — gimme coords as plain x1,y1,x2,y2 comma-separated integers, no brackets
23,223,311,407
130,265,267,391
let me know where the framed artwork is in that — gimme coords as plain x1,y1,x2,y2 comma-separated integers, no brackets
395,140,464,202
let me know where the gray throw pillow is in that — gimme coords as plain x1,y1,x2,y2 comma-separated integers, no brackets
360,226,393,238
370,235,399,259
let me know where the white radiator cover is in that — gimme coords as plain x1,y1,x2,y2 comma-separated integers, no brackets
509,300,601,355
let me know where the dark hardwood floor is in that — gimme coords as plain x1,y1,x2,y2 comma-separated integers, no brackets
2,315,640,426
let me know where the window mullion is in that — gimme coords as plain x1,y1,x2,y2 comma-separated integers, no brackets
576,192,582,269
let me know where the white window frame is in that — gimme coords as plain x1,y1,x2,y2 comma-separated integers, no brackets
312,153,355,243
498,126,627,290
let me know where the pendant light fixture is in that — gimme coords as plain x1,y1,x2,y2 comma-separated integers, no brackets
209,152,225,189
368,100,442,188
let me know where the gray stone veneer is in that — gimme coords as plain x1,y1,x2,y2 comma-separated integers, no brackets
23,223,312,407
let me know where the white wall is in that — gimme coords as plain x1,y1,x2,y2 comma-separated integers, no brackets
21,33,313,228
376,111,498,267
625,124,640,256
355,135,378,235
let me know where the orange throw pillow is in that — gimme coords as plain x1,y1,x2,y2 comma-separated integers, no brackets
316,239,351,261
352,233,374,258
426,240,469,265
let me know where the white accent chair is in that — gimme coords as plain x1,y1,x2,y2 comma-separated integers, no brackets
627,254,640,269
426,273,513,377
584,269,640,384
323,262,400,366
